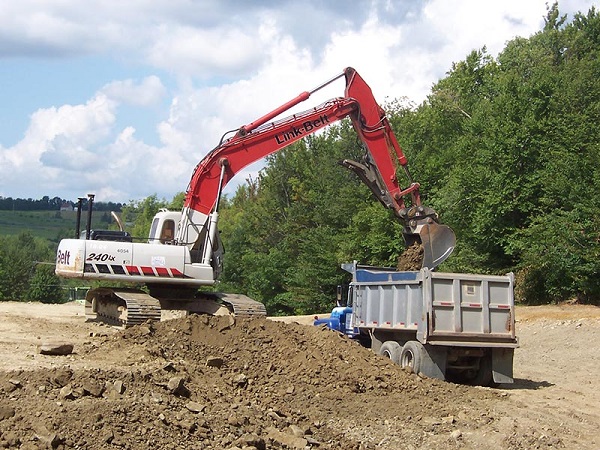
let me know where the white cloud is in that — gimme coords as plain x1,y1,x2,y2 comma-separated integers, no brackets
146,24,265,76
0,0,597,201
101,76,166,107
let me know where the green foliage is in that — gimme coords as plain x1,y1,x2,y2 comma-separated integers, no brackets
27,264,64,303
121,194,170,240
4,3,600,309
0,210,105,242
218,125,397,314
0,232,56,301
395,3,600,303
338,204,405,267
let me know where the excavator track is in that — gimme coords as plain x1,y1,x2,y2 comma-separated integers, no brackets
85,288,267,328
85,288,161,327
211,293,268,317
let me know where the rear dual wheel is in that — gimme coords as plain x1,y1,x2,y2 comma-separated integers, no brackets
379,340,428,376
379,341,401,364
399,341,426,375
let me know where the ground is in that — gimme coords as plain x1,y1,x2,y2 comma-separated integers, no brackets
0,301,598,449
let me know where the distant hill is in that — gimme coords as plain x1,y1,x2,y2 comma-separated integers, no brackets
0,210,117,242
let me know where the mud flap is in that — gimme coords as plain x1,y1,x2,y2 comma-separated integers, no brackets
491,347,515,384
421,345,447,381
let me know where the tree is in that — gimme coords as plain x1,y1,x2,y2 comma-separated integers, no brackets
391,4,600,302
121,194,169,241
0,232,56,301
28,264,64,303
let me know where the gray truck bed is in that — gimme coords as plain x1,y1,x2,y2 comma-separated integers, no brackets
346,263,518,348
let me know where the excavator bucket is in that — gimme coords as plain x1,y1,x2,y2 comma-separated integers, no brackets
402,220,456,270
398,202,457,270
417,222,456,269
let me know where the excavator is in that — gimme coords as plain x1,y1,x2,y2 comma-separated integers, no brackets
55,67,456,327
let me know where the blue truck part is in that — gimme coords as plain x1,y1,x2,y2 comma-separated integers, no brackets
313,306,358,338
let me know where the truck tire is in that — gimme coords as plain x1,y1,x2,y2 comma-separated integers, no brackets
400,341,425,374
379,341,401,365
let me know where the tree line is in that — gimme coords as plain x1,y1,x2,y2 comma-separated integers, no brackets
0,196,124,212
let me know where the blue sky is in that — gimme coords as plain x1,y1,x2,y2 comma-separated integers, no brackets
0,0,596,203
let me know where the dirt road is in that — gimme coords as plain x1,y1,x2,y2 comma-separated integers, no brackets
0,301,598,449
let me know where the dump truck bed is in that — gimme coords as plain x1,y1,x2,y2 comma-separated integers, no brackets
346,263,518,348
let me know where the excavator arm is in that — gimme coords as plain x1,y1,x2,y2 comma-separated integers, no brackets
177,67,455,269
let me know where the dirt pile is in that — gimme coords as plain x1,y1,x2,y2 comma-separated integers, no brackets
397,242,424,271
0,315,504,449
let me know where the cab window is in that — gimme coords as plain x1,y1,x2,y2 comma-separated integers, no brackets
160,220,175,244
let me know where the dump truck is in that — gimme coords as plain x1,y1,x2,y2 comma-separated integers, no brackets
315,262,518,386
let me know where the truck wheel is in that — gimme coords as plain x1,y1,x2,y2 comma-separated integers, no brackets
379,341,401,365
400,341,425,374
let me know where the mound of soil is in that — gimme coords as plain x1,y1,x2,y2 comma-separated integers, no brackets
0,315,502,449
397,242,424,271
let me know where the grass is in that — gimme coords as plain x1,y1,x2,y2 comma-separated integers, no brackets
0,210,113,241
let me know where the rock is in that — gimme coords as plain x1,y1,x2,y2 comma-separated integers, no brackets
0,404,16,420
83,379,105,397
102,430,114,444
185,401,206,413
267,410,286,425
38,342,74,356
450,429,462,440
162,361,177,372
0,431,20,448
306,436,322,445
266,427,307,450
232,374,248,387
442,415,456,424
113,380,125,394
167,376,190,397
235,433,265,448
206,356,224,368
51,369,73,387
59,385,76,400
177,419,197,433
1,379,19,394
34,424,61,449
218,315,236,331
288,424,305,437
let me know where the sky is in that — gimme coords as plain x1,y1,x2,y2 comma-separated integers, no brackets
0,0,597,204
